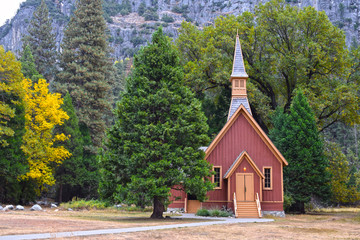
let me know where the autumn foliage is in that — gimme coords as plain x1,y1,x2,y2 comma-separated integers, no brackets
21,78,71,190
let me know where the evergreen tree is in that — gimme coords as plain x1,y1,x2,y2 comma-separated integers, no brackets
56,0,115,149
54,93,99,202
269,91,331,213
99,28,213,219
20,45,43,82
23,0,57,83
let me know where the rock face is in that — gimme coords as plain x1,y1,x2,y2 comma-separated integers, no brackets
30,204,42,211
4,205,14,211
15,205,25,210
0,0,359,59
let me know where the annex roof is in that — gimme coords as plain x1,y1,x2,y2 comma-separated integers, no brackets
224,150,265,179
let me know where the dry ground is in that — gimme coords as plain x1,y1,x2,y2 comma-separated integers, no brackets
1,208,360,239
0,209,205,236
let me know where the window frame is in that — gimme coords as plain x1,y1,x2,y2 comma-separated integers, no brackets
263,166,272,190
234,79,239,88
212,166,222,189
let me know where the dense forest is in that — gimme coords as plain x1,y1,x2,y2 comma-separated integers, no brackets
1,0,360,217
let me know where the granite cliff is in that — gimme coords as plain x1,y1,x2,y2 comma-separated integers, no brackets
0,0,359,59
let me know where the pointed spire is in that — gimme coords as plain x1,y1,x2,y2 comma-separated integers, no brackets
231,33,248,79
227,32,252,120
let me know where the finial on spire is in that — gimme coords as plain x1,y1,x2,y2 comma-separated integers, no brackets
237,29,239,36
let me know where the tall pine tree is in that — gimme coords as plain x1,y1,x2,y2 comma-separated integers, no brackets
270,91,330,213
56,0,114,149
99,28,213,219
23,0,57,83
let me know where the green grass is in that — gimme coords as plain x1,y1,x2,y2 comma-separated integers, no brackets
311,207,360,213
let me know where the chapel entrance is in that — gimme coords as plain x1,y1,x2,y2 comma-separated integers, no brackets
236,173,254,201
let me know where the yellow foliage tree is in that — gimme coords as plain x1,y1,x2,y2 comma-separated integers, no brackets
21,78,71,191
0,46,24,147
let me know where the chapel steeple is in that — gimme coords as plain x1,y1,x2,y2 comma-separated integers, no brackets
227,33,252,120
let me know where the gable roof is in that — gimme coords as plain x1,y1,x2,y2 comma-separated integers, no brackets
231,34,248,78
224,150,265,179
228,97,252,120
205,104,288,166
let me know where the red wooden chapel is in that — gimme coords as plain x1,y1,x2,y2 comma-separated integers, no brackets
168,33,288,218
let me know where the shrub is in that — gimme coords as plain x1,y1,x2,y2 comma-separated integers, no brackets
130,36,146,46
117,205,153,212
209,209,220,216
161,14,175,23
196,208,232,217
60,198,110,210
196,208,210,216
218,210,232,217
144,9,159,21
172,5,189,14
284,193,295,212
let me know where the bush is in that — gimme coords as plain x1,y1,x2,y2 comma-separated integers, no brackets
144,9,159,21
161,14,174,23
119,205,153,212
172,5,189,14
130,36,146,47
218,210,232,217
209,209,220,216
60,198,110,210
284,193,295,212
196,208,232,217
196,208,210,216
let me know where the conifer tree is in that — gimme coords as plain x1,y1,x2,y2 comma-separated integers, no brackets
54,93,99,202
56,0,114,148
270,91,331,213
20,45,43,82
23,0,57,83
99,28,213,219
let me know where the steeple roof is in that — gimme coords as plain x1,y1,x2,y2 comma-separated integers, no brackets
231,34,248,78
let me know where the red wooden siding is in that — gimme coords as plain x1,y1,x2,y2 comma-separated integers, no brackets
207,114,283,209
169,112,284,211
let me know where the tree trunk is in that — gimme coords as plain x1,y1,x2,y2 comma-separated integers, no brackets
59,183,63,203
151,197,165,219
354,124,358,161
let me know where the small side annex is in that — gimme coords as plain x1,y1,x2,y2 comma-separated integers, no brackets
168,33,288,218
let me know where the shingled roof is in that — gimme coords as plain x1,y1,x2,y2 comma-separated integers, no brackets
228,97,252,120
228,34,251,120
231,34,248,79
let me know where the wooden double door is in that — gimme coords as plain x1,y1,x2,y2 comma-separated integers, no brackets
236,173,254,201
